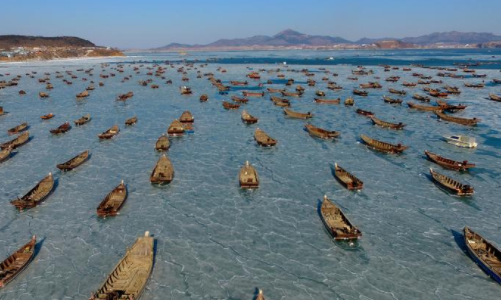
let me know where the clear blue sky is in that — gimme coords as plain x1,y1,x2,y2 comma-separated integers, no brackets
1,0,500,48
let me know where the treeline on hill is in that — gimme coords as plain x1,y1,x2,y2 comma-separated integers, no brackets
0,35,96,50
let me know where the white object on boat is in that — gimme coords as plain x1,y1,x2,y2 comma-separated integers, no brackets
444,135,477,148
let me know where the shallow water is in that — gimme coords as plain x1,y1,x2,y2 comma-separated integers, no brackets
0,50,501,300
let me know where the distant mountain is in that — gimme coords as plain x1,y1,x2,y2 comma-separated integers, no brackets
0,35,95,50
401,31,501,45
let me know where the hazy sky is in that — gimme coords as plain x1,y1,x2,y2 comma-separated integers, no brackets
1,0,501,48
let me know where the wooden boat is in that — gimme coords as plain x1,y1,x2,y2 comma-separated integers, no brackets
382,96,402,104
10,173,54,210
444,135,477,148
281,90,302,97
199,94,209,102
179,111,194,123
314,98,340,104
445,86,461,94
167,120,185,136
360,134,408,153
0,236,36,288
315,90,326,97
116,91,134,101
50,122,71,134
334,163,363,190
38,92,49,98
241,110,258,124
402,81,417,87
344,97,354,106
436,100,467,112
0,145,13,163
231,95,249,104
284,108,313,119
7,122,29,135
90,232,154,299
429,168,474,196
489,93,501,102
270,96,290,107
57,150,90,171
180,86,192,95
435,111,479,126
230,80,248,86
41,113,54,120
239,161,259,188
412,93,430,102
389,88,407,95
359,82,381,89
429,90,449,98
424,151,474,171
356,109,374,117
246,72,260,79
353,89,368,96
155,134,170,151
320,195,362,240
267,88,284,93
76,90,89,98
464,83,484,88
74,114,91,126
493,79,501,84
255,289,265,300
150,154,174,184
407,102,442,111
463,227,501,284
243,91,264,97
304,124,340,139
223,101,240,110
1,131,30,150
96,181,127,217
370,116,405,130
125,116,138,126
0,106,5,116
254,128,277,147
98,125,119,139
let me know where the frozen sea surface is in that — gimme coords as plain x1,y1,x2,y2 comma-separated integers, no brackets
0,50,501,299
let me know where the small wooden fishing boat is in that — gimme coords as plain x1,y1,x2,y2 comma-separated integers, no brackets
353,89,368,96
304,124,340,139
412,93,430,102
155,134,170,151
231,80,248,86
314,98,340,104
493,79,501,84
463,227,501,284
246,72,260,79
1,131,30,150
445,86,461,94
407,102,442,111
360,134,408,153
284,108,313,119
436,100,467,112
10,173,54,210
315,90,326,97
359,82,382,89
424,151,474,171
150,154,174,184
223,101,240,110
74,114,91,126
320,195,362,240
115,91,134,101
254,128,277,147
180,86,192,95
41,113,54,120
429,168,474,196
76,90,89,98
389,88,407,95
50,122,71,134
0,147,13,164
239,161,259,188
435,111,479,126
0,236,36,288
402,81,417,87
98,125,119,139
167,120,185,136
243,91,264,97
464,83,484,88
267,88,284,93
179,111,194,123
344,97,354,106
429,90,449,98
334,163,363,190
241,110,258,124
57,150,90,171
489,93,501,102
231,95,249,104
38,92,49,98
281,90,302,97
356,109,374,117
89,232,154,299
271,96,290,107
382,96,402,104
199,94,209,102
7,122,29,135
125,116,138,126
96,181,127,217
370,116,405,130
0,106,6,116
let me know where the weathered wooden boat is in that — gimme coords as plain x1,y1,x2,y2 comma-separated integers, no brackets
10,173,54,210
464,83,484,88
402,81,417,87
304,124,340,139
267,88,284,93
96,181,127,217
382,96,402,104
74,114,91,126
356,109,374,117
124,116,137,126
334,163,363,190
167,120,185,136
246,72,260,79
445,86,461,94
76,90,89,98
281,90,302,97
429,168,474,196
370,116,405,130
428,90,449,98
231,95,249,104
444,135,477,148
89,231,154,299
435,111,479,126
50,122,71,134
56,150,90,171
178,111,194,123
315,90,326,97
424,151,474,171
436,100,467,112
327,83,343,90
239,161,259,188
155,134,170,151
389,88,407,95
360,134,408,153
463,227,501,284
243,91,264,97
241,110,258,124
1,131,30,150
296,85,305,92
223,101,240,110
180,86,192,95
7,122,29,135
39,92,49,98
344,97,354,106
0,147,13,164
314,98,340,104
270,96,290,107
320,195,362,240
98,125,119,139
407,102,443,111
284,108,313,119
18,90,26,95
230,80,248,86
412,93,430,102
41,113,54,120
0,236,36,288
199,94,209,102
0,106,6,116
359,82,382,89
150,154,174,184
353,89,368,96
489,93,501,102
254,128,277,147
493,79,501,84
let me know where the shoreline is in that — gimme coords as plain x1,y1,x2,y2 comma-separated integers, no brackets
0,55,125,65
